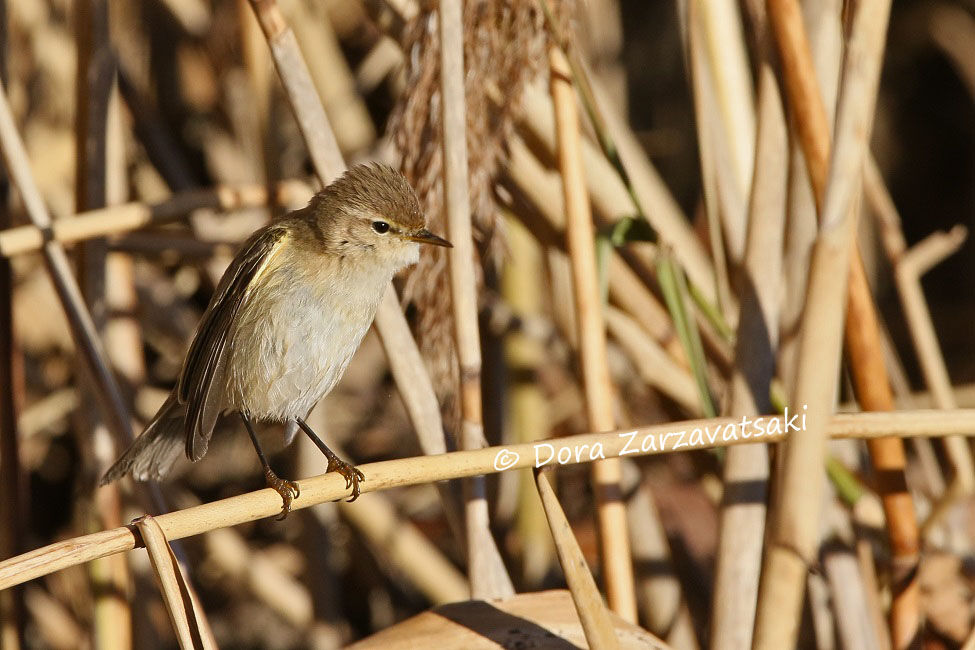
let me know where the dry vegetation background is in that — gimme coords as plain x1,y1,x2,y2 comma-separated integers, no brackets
1,0,975,648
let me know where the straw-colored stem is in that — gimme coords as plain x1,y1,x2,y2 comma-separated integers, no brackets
0,59,132,479
769,0,918,645
694,0,755,206
0,181,308,258
283,0,375,155
626,472,700,649
687,0,755,273
3,406,975,590
135,516,216,649
767,0,830,206
710,3,787,644
3,409,975,593
865,155,975,501
777,0,842,398
438,0,513,600
74,2,132,643
503,136,679,353
549,45,636,622
754,216,856,649
755,1,895,647
246,0,344,185
516,78,716,300
604,307,699,414
238,0,273,182
535,468,620,649
502,214,554,586
823,544,883,650
685,0,735,319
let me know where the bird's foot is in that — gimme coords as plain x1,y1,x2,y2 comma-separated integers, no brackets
326,455,365,502
264,467,301,520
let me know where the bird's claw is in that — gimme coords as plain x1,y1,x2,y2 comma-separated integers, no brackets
264,468,301,520
328,458,365,502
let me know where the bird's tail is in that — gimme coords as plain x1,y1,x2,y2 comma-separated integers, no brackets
100,393,187,485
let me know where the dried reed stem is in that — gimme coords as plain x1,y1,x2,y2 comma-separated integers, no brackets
502,213,554,585
865,155,975,516
604,307,699,414
503,136,679,354
516,80,717,300
74,2,132,642
686,2,735,316
626,473,700,649
535,468,619,649
283,0,375,155
590,79,714,303
823,544,883,650
135,516,217,649
548,44,636,622
247,0,343,185
0,181,308,258
0,79,132,447
438,0,513,600
771,0,919,644
710,3,787,645
755,1,895,646
3,409,975,593
776,0,841,397
688,0,755,271
505,93,694,643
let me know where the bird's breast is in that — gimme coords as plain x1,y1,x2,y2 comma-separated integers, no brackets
223,255,388,420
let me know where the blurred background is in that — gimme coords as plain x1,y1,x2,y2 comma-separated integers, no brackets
2,0,975,648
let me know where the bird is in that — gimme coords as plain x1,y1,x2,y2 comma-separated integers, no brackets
101,163,451,518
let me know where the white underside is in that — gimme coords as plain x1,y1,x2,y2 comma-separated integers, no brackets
221,243,413,421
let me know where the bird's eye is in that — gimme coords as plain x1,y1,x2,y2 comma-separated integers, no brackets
372,221,390,234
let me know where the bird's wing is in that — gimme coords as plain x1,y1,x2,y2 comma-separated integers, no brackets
177,224,290,461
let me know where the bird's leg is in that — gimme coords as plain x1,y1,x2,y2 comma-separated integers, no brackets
240,412,300,519
296,417,364,501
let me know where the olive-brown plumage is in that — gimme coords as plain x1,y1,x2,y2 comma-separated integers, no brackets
102,164,450,516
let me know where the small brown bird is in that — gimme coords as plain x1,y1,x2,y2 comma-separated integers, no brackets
101,164,451,517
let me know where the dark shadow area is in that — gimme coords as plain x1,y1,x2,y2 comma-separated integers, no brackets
433,599,583,649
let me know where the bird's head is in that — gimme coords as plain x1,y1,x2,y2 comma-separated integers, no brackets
307,163,451,270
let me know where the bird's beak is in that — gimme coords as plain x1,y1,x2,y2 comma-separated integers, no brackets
406,229,453,248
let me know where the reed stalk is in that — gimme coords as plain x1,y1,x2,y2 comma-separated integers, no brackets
0,70,133,470
135,516,216,649
74,2,132,644
864,155,975,525
535,468,619,649
709,3,787,646
755,1,895,646
548,44,636,622
502,214,554,586
2,409,974,593
0,181,309,258
438,0,513,599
